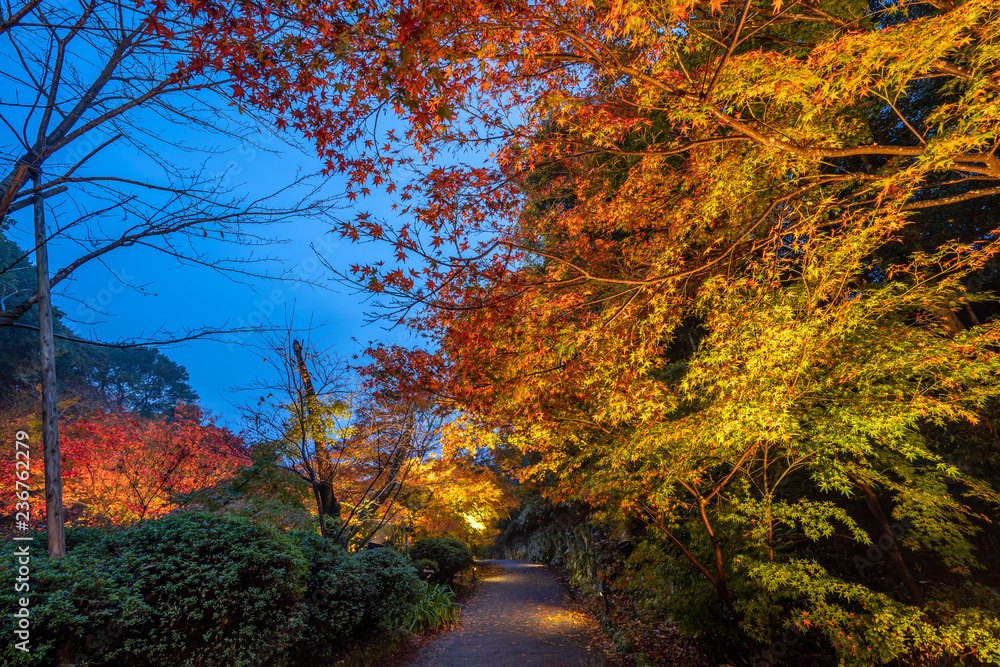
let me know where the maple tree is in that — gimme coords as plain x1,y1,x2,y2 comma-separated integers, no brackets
235,336,511,548
57,405,246,525
162,0,1000,661
237,334,451,546
164,0,1000,268
401,414,512,543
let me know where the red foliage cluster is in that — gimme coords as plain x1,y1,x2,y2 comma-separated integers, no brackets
57,405,247,525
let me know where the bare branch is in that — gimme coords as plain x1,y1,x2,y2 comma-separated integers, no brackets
0,0,41,35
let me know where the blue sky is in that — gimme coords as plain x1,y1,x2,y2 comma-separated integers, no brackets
4,104,412,426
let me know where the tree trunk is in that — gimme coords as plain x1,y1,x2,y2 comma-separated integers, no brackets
33,171,65,557
856,479,924,606
934,301,965,335
640,504,761,657
292,339,341,528
316,480,340,523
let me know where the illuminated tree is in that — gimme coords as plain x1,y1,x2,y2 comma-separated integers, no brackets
59,405,246,525
237,333,445,546
179,0,1000,661
403,414,512,543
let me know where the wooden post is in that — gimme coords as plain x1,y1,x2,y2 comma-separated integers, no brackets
33,170,65,557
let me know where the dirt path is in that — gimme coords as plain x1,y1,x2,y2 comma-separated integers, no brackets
405,560,608,667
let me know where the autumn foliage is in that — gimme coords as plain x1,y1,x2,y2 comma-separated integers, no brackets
59,405,246,525
26,0,997,662
161,0,1000,661
401,414,512,541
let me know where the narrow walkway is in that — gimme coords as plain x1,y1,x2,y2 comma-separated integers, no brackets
406,560,607,667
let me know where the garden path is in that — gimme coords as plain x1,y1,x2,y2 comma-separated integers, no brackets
405,559,607,667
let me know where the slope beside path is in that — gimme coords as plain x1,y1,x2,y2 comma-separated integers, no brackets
405,559,608,667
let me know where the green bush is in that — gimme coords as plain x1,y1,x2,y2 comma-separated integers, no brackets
356,547,420,631
409,537,473,584
1,537,148,666
288,530,364,661
2,513,309,666
109,512,310,666
1,516,427,666
64,525,113,551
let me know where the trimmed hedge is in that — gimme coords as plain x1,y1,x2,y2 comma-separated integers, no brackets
1,536,147,665
289,530,365,661
115,512,309,666
0,513,422,666
357,547,420,631
408,537,473,584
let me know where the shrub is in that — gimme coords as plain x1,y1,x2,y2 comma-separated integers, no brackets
1,516,428,666
409,537,473,584
356,547,420,632
1,512,309,667
0,537,148,666
64,525,113,551
108,512,310,666
288,530,364,661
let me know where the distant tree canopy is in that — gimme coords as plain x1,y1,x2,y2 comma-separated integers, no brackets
0,225,197,414
0,221,82,393
83,347,198,417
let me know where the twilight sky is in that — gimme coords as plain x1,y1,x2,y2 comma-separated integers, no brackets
5,101,414,426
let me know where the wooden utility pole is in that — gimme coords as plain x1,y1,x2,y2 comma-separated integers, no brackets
33,170,66,557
